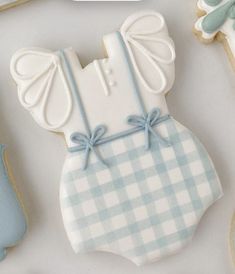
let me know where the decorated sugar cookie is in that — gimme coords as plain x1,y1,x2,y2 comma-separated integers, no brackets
194,0,235,70
0,145,27,261
11,10,223,265
0,0,29,11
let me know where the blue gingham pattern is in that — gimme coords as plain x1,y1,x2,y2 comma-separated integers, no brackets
60,118,222,266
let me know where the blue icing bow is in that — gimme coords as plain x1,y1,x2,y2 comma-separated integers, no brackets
68,109,171,170
127,108,171,150
70,125,108,170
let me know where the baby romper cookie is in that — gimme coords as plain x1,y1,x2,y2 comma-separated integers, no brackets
11,10,223,265
194,0,235,70
0,0,29,11
0,145,27,261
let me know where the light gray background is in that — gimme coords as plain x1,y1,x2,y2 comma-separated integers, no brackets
0,0,234,273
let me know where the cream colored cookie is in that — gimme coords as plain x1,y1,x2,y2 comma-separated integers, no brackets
0,0,29,11
194,0,235,71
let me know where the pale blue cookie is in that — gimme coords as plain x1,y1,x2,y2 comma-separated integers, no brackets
0,145,27,261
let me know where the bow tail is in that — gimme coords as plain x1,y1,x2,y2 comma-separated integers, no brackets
148,127,171,147
144,126,150,150
92,147,108,168
82,146,90,170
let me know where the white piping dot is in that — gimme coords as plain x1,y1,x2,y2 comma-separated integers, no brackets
102,59,108,64
105,69,112,75
109,81,116,87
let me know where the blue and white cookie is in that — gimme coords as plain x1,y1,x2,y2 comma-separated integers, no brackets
11,10,223,265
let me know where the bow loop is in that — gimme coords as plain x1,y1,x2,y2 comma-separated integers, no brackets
91,125,107,144
70,125,108,170
127,115,146,128
147,108,161,126
71,132,89,148
127,108,170,150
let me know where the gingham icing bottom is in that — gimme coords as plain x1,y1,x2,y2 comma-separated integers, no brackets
60,118,222,266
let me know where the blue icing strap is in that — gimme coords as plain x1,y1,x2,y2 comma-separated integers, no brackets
61,47,172,170
0,145,27,261
68,109,171,170
202,0,235,33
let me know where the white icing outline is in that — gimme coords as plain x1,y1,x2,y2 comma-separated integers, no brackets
11,49,73,130
120,12,175,94
10,11,175,136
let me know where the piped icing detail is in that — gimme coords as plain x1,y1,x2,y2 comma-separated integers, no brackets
60,49,171,170
94,60,110,96
11,11,176,141
11,49,73,130
70,125,108,170
10,10,223,266
108,80,116,87
127,108,171,150
202,0,235,33
195,0,235,66
120,12,175,94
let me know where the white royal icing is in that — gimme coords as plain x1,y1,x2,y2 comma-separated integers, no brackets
120,11,175,94
10,10,223,266
195,0,235,58
11,49,73,131
10,10,175,147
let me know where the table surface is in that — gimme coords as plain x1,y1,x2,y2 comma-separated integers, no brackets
0,0,235,273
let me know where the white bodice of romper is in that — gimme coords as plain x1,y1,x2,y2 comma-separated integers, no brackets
10,11,176,148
